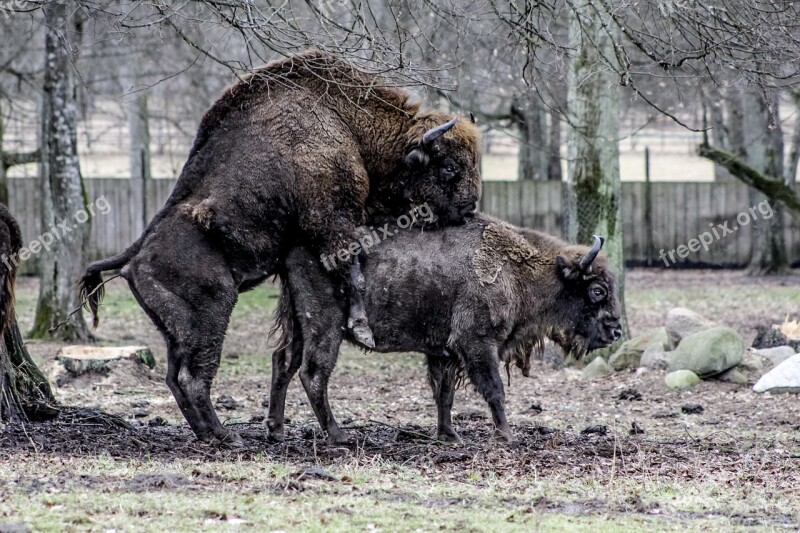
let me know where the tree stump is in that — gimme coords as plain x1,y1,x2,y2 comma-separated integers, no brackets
56,345,155,376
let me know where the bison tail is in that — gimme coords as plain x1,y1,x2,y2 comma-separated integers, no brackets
269,272,295,351
78,242,142,328
78,269,106,329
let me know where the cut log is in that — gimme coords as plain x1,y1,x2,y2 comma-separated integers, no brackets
56,345,155,376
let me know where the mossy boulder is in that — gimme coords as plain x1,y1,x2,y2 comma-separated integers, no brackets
668,327,744,378
665,370,700,390
609,327,668,371
665,308,715,350
581,356,613,380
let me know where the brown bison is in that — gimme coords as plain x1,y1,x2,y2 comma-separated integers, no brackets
269,214,622,443
79,50,482,446
0,203,22,335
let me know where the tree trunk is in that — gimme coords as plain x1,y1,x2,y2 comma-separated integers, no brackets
1,314,57,421
742,89,788,275
1,205,56,422
128,91,151,233
0,111,6,206
548,109,563,181
565,5,628,346
701,84,730,180
30,1,91,341
786,92,800,184
512,94,549,181
1,105,42,206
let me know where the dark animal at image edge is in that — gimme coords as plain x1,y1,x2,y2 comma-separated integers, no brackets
0,203,22,335
78,50,482,446
270,214,622,443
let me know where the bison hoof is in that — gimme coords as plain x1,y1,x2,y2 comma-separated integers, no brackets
348,318,375,349
267,429,285,443
327,432,350,445
492,430,514,443
436,431,462,444
212,431,244,448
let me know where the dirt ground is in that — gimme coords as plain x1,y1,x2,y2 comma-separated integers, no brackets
1,269,799,532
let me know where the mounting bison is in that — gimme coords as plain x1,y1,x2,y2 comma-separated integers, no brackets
269,215,622,443
79,50,482,446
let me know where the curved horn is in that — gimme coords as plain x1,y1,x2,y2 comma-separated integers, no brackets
422,117,458,146
578,235,605,271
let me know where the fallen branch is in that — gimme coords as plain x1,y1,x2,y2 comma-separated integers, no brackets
697,144,800,215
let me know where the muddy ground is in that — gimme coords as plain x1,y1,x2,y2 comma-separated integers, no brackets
1,269,799,531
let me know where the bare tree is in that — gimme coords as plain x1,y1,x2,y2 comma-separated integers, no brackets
30,0,91,341
563,2,628,341
1,203,56,422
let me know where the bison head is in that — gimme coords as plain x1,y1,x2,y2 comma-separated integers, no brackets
374,114,481,226
552,236,622,357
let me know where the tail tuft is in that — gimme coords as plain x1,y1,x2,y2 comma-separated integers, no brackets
269,272,294,351
78,269,105,328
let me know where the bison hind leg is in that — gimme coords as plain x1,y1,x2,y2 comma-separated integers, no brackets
426,354,462,443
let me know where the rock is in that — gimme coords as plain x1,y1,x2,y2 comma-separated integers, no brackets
581,425,608,435
581,356,613,380
668,326,744,377
665,370,700,390
716,368,747,385
629,421,645,435
753,346,797,368
681,404,704,414
215,395,239,410
751,325,800,351
753,354,800,394
665,308,715,350
609,328,668,371
56,345,155,375
640,343,671,370
0,524,30,533
739,349,768,374
616,387,642,401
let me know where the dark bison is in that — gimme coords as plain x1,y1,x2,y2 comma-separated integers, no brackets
269,214,622,443
0,203,22,334
79,50,481,446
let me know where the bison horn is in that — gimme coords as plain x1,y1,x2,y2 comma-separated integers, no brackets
578,235,605,271
422,117,458,146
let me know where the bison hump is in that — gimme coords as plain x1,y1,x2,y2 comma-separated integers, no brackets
472,223,537,285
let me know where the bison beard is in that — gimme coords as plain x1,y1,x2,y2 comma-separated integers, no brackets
269,214,622,443
78,50,482,446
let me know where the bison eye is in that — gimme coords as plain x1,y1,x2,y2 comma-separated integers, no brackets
440,164,458,181
589,286,606,302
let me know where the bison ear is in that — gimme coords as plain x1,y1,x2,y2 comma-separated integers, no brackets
405,147,430,169
555,255,581,281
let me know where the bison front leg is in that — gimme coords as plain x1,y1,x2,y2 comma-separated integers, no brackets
461,344,513,442
426,354,461,443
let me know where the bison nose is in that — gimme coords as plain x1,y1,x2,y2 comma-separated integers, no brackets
611,327,622,342
460,203,477,217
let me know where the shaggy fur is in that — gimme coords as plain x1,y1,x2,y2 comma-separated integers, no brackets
0,203,22,335
268,214,622,443
78,50,482,446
